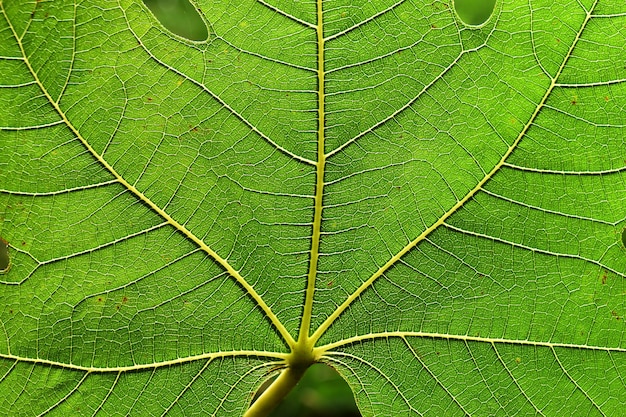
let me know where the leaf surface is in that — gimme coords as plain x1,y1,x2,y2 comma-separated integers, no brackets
1,0,625,415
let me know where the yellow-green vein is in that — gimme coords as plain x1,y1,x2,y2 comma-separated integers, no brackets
309,0,599,345
0,350,287,373
314,331,626,356
296,0,325,349
2,4,296,350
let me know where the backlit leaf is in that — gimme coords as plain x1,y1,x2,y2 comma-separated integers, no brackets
1,0,625,415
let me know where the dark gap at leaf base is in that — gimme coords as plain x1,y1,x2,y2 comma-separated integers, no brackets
253,363,362,417
143,0,208,41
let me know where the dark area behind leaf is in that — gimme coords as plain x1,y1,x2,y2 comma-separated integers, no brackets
143,0,208,41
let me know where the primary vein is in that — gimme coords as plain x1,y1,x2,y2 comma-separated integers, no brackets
310,0,600,346
2,3,296,350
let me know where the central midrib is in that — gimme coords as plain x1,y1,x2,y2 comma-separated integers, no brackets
297,0,326,348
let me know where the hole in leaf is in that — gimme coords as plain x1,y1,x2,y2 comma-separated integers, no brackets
0,237,10,273
454,0,496,26
254,363,361,417
622,227,626,248
143,0,208,41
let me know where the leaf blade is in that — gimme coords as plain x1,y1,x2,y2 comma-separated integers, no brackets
1,0,626,415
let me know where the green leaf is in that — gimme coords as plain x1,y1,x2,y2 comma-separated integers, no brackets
1,0,625,416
